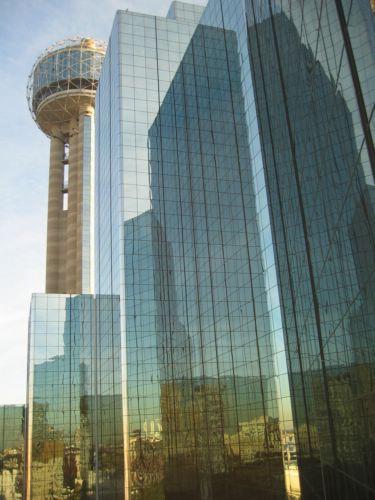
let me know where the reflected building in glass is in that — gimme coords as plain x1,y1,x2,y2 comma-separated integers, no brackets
147,23,286,498
242,8,375,498
0,405,25,499
26,294,123,499
198,0,375,498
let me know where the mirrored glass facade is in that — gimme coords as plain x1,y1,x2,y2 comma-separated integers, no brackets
26,294,123,499
198,0,375,498
95,7,209,497
147,23,288,498
0,405,24,499
95,0,374,499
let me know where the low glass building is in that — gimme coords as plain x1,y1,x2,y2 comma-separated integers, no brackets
26,294,123,499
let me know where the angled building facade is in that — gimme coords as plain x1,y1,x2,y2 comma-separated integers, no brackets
198,0,375,498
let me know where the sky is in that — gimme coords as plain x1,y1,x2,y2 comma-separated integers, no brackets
0,0,206,405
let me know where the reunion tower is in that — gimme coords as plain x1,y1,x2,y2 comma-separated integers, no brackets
27,37,106,294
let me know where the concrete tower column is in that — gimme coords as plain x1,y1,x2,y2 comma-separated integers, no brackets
76,104,94,293
66,119,79,293
28,38,105,296
45,133,65,293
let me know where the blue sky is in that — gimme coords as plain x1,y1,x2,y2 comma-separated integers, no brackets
0,0,206,404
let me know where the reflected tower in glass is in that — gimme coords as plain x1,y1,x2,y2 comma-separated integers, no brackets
147,23,286,498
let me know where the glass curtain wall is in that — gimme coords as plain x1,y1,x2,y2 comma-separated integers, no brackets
94,0,374,498
95,7,205,499
200,0,375,498
148,24,287,499
26,294,123,499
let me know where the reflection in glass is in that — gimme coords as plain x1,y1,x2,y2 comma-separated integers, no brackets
26,294,124,499
0,405,24,499
122,23,288,499
244,6,375,498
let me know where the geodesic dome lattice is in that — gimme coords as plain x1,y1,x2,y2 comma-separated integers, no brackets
27,37,106,124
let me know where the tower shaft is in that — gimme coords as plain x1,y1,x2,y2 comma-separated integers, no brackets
46,107,94,294
46,135,65,293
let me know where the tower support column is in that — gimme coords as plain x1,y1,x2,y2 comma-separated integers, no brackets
76,105,94,293
66,119,79,293
45,133,65,293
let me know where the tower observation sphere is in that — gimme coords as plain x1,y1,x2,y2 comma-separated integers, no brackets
27,38,106,294
27,37,106,136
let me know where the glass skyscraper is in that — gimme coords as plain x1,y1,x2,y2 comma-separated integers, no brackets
197,0,374,497
95,0,374,498
25,0,374,498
